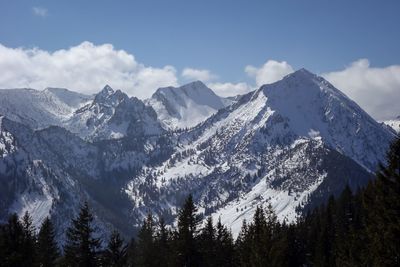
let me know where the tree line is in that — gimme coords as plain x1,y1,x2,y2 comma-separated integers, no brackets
0,136,399,266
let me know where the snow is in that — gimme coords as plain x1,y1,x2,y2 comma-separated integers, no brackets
384,117,400,133
147,81,230,129
0,70,395,241
211,172,326,236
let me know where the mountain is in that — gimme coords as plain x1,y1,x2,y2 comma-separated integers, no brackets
65,85,164,141
0,87,91,129
146,81,231,130
0,70,395,240
384,115,400,133
0,114,174,242
125,69,394,234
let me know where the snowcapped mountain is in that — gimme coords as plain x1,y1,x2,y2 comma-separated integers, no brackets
0,69,395,240
146,81,231,130
0,113,174,242
384,116,400,133
0,87,91,129
125,69,394,234
65,85,164,141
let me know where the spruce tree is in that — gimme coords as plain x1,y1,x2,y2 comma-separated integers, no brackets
154,217,171,267
0,213,25,267
64,202,101,267
364,135,400,266
135,213,156,267
215,218,234,267
21,211,37,267
37,217,60,267
176,194,201,267
103,230,127,267
199,217,216,267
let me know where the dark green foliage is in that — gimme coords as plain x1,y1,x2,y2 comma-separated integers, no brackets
37,217,60,267
63,202,101,267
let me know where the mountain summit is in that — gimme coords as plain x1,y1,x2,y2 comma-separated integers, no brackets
127,69,394,234
146,81,230,129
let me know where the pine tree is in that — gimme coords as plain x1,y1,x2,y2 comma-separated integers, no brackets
364,135,400,266
235,219,251,267
37,217,60,267
0,213,25,267
176,194,201,267
103,230,127,267
215,218,234,267
199,217,216,267
64,202,101,267
21,211,37,266
135,213,156,267
154,217,171,267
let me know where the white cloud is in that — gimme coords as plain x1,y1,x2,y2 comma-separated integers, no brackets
0,42,178,99
245,60,294,87
32,7,48,17
181,68,217,82
208,82,253,97
323,59,400,120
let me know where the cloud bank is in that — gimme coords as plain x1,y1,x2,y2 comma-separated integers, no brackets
245,60,294,87
322,59,400,120
0,42,398,119
208,82,253,97
182,68,216,82
0,42,177,99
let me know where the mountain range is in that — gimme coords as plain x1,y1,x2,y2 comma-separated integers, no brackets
0,69,396,241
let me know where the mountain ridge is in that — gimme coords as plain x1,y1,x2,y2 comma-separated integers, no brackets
0,69,395,241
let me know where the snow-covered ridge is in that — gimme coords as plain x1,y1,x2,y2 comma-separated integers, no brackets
126,69,394,234
146,81,232,130
0,87,92,129
0,69,395,239
383,116,400,133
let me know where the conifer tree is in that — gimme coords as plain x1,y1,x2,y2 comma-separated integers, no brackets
21,211,37,266
37,217,60,267
0,213,25,267
199,217,216,267
364,135,400,266
124,238,137,267
154,217,171,267
64,202,101,267
176,194,201,267
135,213,156,267
215,218,234,267
103,230,127,267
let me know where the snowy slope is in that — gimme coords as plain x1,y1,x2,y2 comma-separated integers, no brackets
0,114,174,241
146,81,230,130
125,69,394,234
384,116,400,133
0,69,395,240
0,87,92,129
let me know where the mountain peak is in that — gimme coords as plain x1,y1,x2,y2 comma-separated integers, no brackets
101,85,114,95
181,80,207,89
288,68,316,80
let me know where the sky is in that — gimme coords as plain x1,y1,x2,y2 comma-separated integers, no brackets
0,0,399,120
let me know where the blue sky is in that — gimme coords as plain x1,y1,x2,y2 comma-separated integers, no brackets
0,0,399,119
